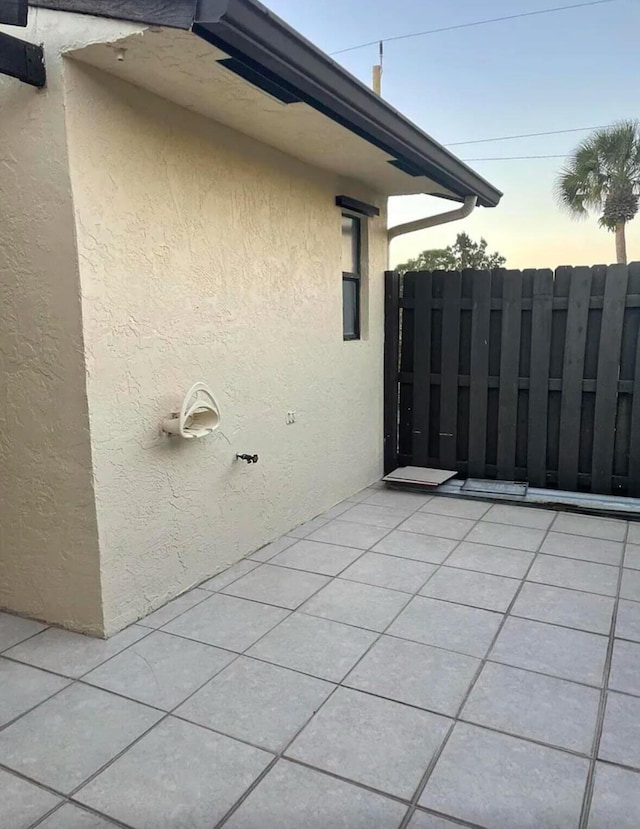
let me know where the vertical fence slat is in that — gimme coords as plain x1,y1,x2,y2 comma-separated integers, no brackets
439,271,462,468
496,270,523,479
556,266,592,490
591,264,629,493
384,270,400,474
628,327,640,496
412,273,432,466
398,274,415,461
527,269,553,487
468,270,491,478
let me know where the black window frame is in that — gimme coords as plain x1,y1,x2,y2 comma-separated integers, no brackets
341,213,362,341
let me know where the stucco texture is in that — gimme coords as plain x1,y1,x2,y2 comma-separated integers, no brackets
0,11,143,634
63,64,387,634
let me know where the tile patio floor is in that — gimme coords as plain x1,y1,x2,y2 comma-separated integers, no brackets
2,485,640,829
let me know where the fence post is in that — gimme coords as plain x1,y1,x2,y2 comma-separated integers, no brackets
384,270,400,474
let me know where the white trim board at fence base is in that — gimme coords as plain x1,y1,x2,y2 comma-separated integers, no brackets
384,466,457,487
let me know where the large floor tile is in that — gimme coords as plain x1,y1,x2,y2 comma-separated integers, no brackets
340,503,410,529
301,579,410,632
0,683,161,793
3,625,147,678
490,616,608,685
269,540,363,576
388,596,503,657
340,552,436,593
221,565,329,610
163,594,287,651
483,504,556,530
288,516,329,538
0,658,70,726
38,803,120,828
599,691,640,769
464,522,545,552
445,542,534,578
627,523,640,544
247,613,376,681
249,536,297,562
609,639,640,695
0,612,47,652
550,512,626,541
461,662,600,753
372,531,457,564
84,631,234,710
287,687,450,799
398,512,476,541
419,497,492,520
625,543,640,569
616,599,640,642
307,519,389,550
364,488,432,511
527,555,619,597
420,567,520,612
420,723,589,829
511,582,615,634
136,588,210,628
200,560,259,592
621,568,640,601
345,635,480,716
176,656,333,751
76,717,271,829
225,759,406,829
540,532,623,566
0,768,60,829
587,762,640,829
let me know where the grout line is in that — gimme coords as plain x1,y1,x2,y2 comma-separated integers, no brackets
577,521,629,829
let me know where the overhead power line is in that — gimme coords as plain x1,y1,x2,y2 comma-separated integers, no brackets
447,124,609,147
463,154,568,161
331,0,617,55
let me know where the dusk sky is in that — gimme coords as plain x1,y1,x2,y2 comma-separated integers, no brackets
265,0,640,269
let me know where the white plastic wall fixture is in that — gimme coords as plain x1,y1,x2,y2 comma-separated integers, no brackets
162,382,221,439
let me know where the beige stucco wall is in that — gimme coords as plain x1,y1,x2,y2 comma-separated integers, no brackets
0,12,143,633
63,64,387,634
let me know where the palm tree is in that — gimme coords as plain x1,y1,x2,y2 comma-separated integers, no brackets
556,121,640,264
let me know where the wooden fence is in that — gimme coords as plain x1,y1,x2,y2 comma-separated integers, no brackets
384,263,640,496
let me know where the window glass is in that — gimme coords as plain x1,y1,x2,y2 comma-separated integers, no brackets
341,215,360,275
342,278,359,339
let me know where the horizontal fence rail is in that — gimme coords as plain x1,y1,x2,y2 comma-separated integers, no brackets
384,262,640,496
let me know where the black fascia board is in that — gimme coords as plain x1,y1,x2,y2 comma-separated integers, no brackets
29,0,198,29
194,0,502,208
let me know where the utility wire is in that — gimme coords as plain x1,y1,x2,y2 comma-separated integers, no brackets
331,0,617,55
447,124,609,146
463,154,568,160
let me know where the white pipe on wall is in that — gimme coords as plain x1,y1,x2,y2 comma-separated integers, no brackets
387,195,478,242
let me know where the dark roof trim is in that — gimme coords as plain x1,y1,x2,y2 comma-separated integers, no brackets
29,0,197,29
194,0,502,208
336,195,380,218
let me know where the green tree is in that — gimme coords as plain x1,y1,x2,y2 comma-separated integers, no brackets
556,120,640,264
395,232,506,275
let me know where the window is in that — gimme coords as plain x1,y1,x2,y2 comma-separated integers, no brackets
342,213,361,340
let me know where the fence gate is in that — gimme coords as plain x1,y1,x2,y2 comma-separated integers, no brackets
384,263,640,496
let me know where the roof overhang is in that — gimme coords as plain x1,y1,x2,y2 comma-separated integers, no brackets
193,0,501,207
34,0,502,206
